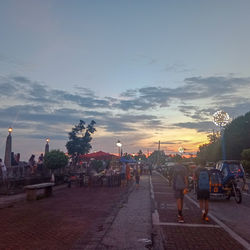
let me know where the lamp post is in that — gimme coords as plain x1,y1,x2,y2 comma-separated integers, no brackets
116,140,122,157
4,127,12,167
178,146,184,155
45,138,50,155
212,110,230,160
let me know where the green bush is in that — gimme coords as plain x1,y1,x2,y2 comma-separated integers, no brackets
44,150,68,170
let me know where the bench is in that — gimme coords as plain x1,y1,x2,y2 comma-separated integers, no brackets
24,182,54,201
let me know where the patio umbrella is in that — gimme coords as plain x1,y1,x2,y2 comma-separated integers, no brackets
80,151,118,161
119,157,137,163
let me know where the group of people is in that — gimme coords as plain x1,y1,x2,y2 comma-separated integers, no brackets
28,153,44,174
0,153,46,181
119,163,142,188
172,161,210,223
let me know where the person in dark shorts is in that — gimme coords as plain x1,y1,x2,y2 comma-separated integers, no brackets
172,163,188,223
195,161,210,222
149,164,152,175
134,164,140,189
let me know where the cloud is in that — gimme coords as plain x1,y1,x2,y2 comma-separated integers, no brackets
95,113,163,133
185,76,250,98
120,89,137,98
115,75,250,112
164,63,193,73
11,76,31,84
113,99,153,111
1,74,250,140
178,105,211,121
0,75,112,109
28,133,68,141
160,140,190,144
173,121,217,132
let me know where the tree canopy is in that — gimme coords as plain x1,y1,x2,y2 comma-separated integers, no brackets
66,120,96,155
224,111,250,160
44,150,68,170
196,111,250,163
134,149,147,161
241,148,250,175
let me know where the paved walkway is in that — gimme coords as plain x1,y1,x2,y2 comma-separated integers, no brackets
1,173,249,249
99,175,152,249
151,172,248,250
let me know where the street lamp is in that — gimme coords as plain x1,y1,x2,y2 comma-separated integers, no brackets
116,140,122,157
4,127,13,167
178,147,184,155
45,138,50,155
213,110,230,160
8,127,13,134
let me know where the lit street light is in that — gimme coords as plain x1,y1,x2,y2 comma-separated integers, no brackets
116,140,122,157
213,110,230,160
178,147,184,155
8,127,13,134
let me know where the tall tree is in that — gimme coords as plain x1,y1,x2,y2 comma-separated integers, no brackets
44,150,69,170
224,111,250,160
134,149,147,161
196,132,221,163
66,120,96,155
196,110,250,162
241,148,250,175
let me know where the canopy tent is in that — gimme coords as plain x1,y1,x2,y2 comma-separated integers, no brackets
80,151,118,161
119,156,137,163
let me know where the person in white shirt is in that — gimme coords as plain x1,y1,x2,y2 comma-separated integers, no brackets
0,158,7,181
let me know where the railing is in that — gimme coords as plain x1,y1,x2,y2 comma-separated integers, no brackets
0,164,123,194
2,164,50,179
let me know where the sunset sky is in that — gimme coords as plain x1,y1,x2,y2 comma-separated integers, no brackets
1,0,250,160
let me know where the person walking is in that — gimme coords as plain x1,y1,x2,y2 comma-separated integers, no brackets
195,161,210,222
134,164,141,189
125,163,131,185
172,163,188,223
28,154,36,174
120,163,126,187
105,163,113,187
149,164,153,175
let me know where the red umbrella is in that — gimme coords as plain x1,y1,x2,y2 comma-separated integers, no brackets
80,151,118,161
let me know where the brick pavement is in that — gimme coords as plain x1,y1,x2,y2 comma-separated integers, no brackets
0,184,131,250
151,173,246,250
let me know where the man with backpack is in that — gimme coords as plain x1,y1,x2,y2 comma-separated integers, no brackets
173,163,188,223
195,161,210,222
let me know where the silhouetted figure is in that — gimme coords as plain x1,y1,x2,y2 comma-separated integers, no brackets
11,152,18,166
29,154,36,174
